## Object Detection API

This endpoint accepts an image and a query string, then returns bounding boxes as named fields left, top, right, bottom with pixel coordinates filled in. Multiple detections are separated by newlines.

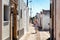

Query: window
left=20, top=9, right=22, bottom=18
left=4, top=5, right=9, bottom=21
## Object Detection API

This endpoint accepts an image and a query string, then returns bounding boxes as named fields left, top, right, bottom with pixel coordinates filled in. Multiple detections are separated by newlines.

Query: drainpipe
left=27, top=0, right=28, bottom=7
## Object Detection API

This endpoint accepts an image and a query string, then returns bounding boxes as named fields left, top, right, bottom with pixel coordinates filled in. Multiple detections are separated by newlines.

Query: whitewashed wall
left=42, top=14, right=50, bottom=30
left=2, top=0, right=10, bottom=40
left=3, top=0, right=9, bottom=5
left=18, top=0, right=29, bottom=34
left=19, top=0, right=26, bottom=30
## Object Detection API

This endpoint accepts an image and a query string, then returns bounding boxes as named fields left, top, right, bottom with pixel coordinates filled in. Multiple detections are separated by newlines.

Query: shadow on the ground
left=47, top=38, right=50, bottom=40
left=31, top=33, right=37, bottom=34
left=38, top=27, right=49, bottom=32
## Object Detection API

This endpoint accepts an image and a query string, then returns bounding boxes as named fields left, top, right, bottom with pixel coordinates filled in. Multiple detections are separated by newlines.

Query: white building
left=41, top=10, right=50, bottom=30
left=2, top=0, right=10, bottom=40
left=18, top=0, right=29, bottom=39
left=2, top=0, right=29, bottom=40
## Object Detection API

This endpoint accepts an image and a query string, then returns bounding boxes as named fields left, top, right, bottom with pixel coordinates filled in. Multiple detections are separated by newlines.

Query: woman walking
left=33, top=17, right=39, bottom=33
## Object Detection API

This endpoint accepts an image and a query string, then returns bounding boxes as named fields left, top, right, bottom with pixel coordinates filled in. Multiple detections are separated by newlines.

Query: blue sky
left=24, top=0, right=50, bottom=17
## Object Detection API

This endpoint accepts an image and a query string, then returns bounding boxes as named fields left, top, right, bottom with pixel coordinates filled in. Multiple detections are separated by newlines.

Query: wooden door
left=10, top=0, right=18, bottom=40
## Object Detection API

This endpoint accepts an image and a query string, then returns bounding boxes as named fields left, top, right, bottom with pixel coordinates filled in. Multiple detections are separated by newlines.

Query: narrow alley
left=0, top=0, right=60, bottom=40
left=1, top=0, right=59, bottom=40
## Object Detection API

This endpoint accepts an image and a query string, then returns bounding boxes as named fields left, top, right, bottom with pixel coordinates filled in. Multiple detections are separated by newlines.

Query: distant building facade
left=41, top=10, right=50, bottom=30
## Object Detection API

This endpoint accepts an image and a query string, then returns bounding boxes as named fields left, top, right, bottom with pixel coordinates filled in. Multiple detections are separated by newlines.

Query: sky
left=24, top=0, right=50, bottom=17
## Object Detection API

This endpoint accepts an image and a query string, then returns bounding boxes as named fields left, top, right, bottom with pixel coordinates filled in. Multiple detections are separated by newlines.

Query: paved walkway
left=40, top=31, right=50, bottom=40
left=19, top=23, right=50, bottom=40
left=20, top=23, right=40, bottom=40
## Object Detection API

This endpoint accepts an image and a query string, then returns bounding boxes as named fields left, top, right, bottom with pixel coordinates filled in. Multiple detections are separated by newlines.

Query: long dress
left=34, top=23, right=38, bottom=30
left=33, top=19, right=39, bottom=30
